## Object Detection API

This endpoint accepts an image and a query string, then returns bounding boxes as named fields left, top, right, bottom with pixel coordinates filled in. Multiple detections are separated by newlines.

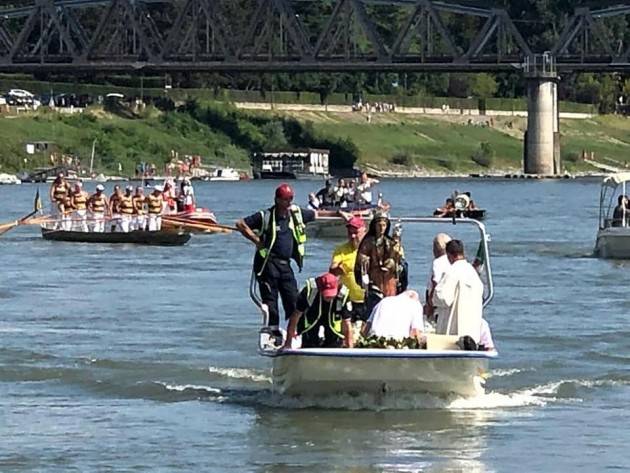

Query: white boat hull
left=265, top=348, right=496, bottom=397
left=595, top=228, right=630, bottom=259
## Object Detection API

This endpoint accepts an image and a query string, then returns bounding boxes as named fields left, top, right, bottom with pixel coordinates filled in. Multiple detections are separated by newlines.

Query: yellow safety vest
left=299, top=278, right=349, bottom=338
left=255, top=204, right=307, bottom=275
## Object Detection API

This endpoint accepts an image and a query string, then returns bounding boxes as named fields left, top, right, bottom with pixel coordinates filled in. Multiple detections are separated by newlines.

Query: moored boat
left=595, top=172, right=630, bottom=258
left=254, top=216, right=496, bottom=398
left=41, top=228, right=191, bottom=246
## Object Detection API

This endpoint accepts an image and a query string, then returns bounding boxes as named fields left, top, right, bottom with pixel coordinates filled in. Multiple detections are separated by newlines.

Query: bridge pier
left=523, top=55, right=560, bottom=175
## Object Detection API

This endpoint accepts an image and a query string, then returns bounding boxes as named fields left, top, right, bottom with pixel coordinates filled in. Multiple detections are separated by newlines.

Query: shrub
left=471, top=141, right=495, bottom=167
left=390, top=152, right=413, bottom=166
left=563, top=151, right=580, bottom=163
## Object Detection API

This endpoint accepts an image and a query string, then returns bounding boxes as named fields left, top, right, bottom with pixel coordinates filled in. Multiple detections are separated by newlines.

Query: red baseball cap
left=316, top=272, right=339, bottom=299
left=275, top=183, right=294, bottom=200
left=346, top=216, right=365, bottom=230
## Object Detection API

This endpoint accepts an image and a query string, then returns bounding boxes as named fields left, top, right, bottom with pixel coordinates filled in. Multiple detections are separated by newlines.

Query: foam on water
left=207, top=366, right=271, bottom=384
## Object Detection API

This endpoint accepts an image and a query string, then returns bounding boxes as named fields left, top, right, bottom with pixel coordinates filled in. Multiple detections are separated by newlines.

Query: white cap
left=153, top=185, right=164, bottom=192
left=95, top=184, right=105, bottom=191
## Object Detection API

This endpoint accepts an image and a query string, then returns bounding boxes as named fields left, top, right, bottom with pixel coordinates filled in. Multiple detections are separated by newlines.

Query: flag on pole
left=473, top=239, right=485, bottom=273
left=33, top=188, right=43, bottom=212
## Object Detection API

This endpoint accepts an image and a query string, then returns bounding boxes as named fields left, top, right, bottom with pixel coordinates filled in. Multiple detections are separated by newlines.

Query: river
left=1, top=178, right=628, bottom=472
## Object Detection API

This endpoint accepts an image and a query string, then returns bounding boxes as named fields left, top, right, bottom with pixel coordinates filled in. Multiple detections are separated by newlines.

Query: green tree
left=471, top=73, right=498, bottom=99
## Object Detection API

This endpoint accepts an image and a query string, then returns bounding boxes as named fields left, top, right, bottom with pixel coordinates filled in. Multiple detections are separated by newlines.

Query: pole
left=89, top=139, right=97, bottom=175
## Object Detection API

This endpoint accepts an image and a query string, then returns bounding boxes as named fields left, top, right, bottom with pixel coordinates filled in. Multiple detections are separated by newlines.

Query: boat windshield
left=599, top=175, right=630, bottom=229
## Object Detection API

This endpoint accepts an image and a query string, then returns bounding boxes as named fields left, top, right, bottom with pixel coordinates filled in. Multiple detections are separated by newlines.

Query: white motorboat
left=0, top=173, right=21, bottom=185
left=264, top=347, right=495, bottom=397
left=595, top=172, right=630, bottom=259
left=204, top=167, right=241, bottom=182
left=252, top=217, right=496, bottom=398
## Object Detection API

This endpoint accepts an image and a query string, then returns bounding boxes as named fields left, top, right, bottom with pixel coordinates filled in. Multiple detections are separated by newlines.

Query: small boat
left=203, top=167, right=241, bottom=182
left=0, top=173, right=21, bottom=185
left=595, top=172, right=630, bottom=258
left=433, top=192, right=486, bottom=221
left=41, top=228, right=191, bottom=246
left=253, top=216, right=497, bottom=398
left=307, top=205, right=378, bottom=238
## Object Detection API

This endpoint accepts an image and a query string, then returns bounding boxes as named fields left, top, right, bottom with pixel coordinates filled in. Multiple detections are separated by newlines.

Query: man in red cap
left=237, top=183, right=345, bottom=338
left=330, top=215, right=367, bottom=324
left=284, top=272, right=354, bottom=349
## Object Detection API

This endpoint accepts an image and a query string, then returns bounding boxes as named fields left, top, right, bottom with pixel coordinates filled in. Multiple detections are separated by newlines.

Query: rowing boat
left=41, top=228, right=191, bottom=246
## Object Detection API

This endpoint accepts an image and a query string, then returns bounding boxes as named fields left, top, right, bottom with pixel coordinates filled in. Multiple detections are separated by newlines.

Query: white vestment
left=367, top=293, right=424, bottom=340
left=433, top=259, right=484, bottom=343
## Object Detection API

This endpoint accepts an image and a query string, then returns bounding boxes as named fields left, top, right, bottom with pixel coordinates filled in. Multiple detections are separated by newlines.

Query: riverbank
left=1, top=102, right=629, bottom=176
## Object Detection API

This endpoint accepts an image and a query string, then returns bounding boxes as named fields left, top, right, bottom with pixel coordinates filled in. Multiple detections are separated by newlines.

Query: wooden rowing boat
left=41, top=228, right=191, bottom=246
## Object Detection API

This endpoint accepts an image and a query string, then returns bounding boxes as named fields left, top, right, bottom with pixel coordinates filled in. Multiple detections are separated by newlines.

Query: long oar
left=162, top=218, right=236, bottom=233
left=0, top=209, right=40, bottom=236
left=162, top=215, right=238, bottom=232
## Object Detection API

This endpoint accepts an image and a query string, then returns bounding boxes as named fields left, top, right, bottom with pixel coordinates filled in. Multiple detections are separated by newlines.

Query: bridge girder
left=0, top=0, right=628, bottom=72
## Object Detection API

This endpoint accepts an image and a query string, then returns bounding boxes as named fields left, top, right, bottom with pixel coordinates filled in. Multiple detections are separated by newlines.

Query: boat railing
left=248, top=215, right=494, bottom=316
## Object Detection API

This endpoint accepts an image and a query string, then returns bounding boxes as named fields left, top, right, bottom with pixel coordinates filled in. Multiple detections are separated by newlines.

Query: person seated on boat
left=87, top=184, right=109, bottom=233
left=333, top=178, right=349, bottom=208
left=612, top=195, right=630, bottom=227
left=147, top=185, right=164, bottom=231
left=464, top=192, right=477, bottom=210
left=178, top=178, right=195, bottom=213
left=478, top=319, right=495, bottom=351
left=236, top=183, right=351, bottom=338
left=307, top=192, right=320, bottom=211
left=363, top=290, right=424, bottom=343
left=284, top=272, right=354, bottom=349
left=345, top=180, right=357, bottom=206
left=434, top=198, right=455, bottom=218
left=109, top=185, right=123, bottom=232
left=424, top=233, right=452, bottom=325
left=356, top=171, right=379, bottom=205
left=49, top=172, right=71, bottom=226
left=354, top=210, right=406, bottom=317
left=71, top=181, right=89, bottom=232
left=330, top=216, right=368, bottom=328
left=315, top=179, right=335, bottom=208
left=433, top=240, right=484, bottom=344
left=132, top=187, right=146, bottom=231
left=118, top=185, right=135, bottom=233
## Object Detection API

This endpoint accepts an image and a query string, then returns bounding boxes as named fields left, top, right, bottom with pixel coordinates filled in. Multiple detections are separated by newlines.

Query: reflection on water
left=249, top=408, right=495, bottom=473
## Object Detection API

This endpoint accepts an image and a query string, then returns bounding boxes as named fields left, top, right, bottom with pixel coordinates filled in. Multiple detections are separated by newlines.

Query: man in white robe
left=424, top=233, right=452, bottom=324
left=433, top=239, right=484, bottom=343
left=364, top=290, right=424, bottom=341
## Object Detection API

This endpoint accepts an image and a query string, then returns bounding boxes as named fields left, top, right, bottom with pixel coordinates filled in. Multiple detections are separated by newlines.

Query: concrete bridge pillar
left=523, top=54, right=560, bottom=175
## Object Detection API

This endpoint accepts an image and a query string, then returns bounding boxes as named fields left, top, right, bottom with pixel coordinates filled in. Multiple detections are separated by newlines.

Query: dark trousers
left=364, top=288, right=384, bottom=320
left=257, top=258, right=298, bottom=327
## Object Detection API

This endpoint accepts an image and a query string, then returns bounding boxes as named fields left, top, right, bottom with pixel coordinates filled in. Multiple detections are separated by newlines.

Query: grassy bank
left=1, top=102, right=629, bottom=175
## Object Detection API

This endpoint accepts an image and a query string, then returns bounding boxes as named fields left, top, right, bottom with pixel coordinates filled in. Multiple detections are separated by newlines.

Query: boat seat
left=425, top=334, right=460, bottom=351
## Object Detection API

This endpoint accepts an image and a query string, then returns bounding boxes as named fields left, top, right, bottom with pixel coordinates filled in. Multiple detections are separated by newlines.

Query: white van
left=8, top=89, right=34, bottom=98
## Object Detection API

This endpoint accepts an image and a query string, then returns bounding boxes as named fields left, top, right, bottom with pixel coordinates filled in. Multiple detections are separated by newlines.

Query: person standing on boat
left=49, top=172, right=71, bottom=228
left=109, top=185, right=123, bottom=232
left=612, top=195, right=629, bottom=227
left=330, top=216, right=367, bottom=325
left=87, top=184, right=109, bottom=233
left=146, top=185, right=164, bottom=231
left=433, top=240, right=484, bottom=343
left=354, top=210, right=405, bottom=317
left=178, top=178, right=195, bottom=213
left=118, top=186, right=135, bottom=233
left=132, top=187, right=146, bottom=231
left=283, top=272, right=354, bottom=349
left=356, top=171, right=379, bottom=205
left=236, top=183, right=346, bottom=338
left=315, top=179, right=334, bottom=208
left=423, top=233, right=452, bottom=325
left=71, top=181, right=89, bottom=232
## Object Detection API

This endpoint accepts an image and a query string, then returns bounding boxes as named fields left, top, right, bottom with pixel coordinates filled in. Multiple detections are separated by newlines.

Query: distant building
left=251, top=149, right=329, bottom=179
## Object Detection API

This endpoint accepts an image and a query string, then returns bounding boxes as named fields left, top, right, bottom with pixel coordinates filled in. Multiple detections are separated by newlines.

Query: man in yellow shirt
left=330, top=216, right=367, bottom=323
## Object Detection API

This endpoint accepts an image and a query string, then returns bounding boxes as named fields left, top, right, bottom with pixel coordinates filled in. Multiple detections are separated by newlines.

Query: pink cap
left=346, top=216, right=365, bottom=230
left=316, top=272, right=339, bottom=299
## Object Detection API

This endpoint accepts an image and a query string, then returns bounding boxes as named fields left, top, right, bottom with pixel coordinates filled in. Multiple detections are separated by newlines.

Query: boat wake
left=154, top=368, right=630, bottom=411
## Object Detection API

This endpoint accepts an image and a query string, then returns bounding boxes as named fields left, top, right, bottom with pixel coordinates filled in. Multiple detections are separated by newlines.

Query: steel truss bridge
left=2, top=0, right=630, bottom=73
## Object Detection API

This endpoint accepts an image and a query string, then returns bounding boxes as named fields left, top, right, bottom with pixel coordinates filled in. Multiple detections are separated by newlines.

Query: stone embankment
left=234, top=102, right=593, bottom=120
